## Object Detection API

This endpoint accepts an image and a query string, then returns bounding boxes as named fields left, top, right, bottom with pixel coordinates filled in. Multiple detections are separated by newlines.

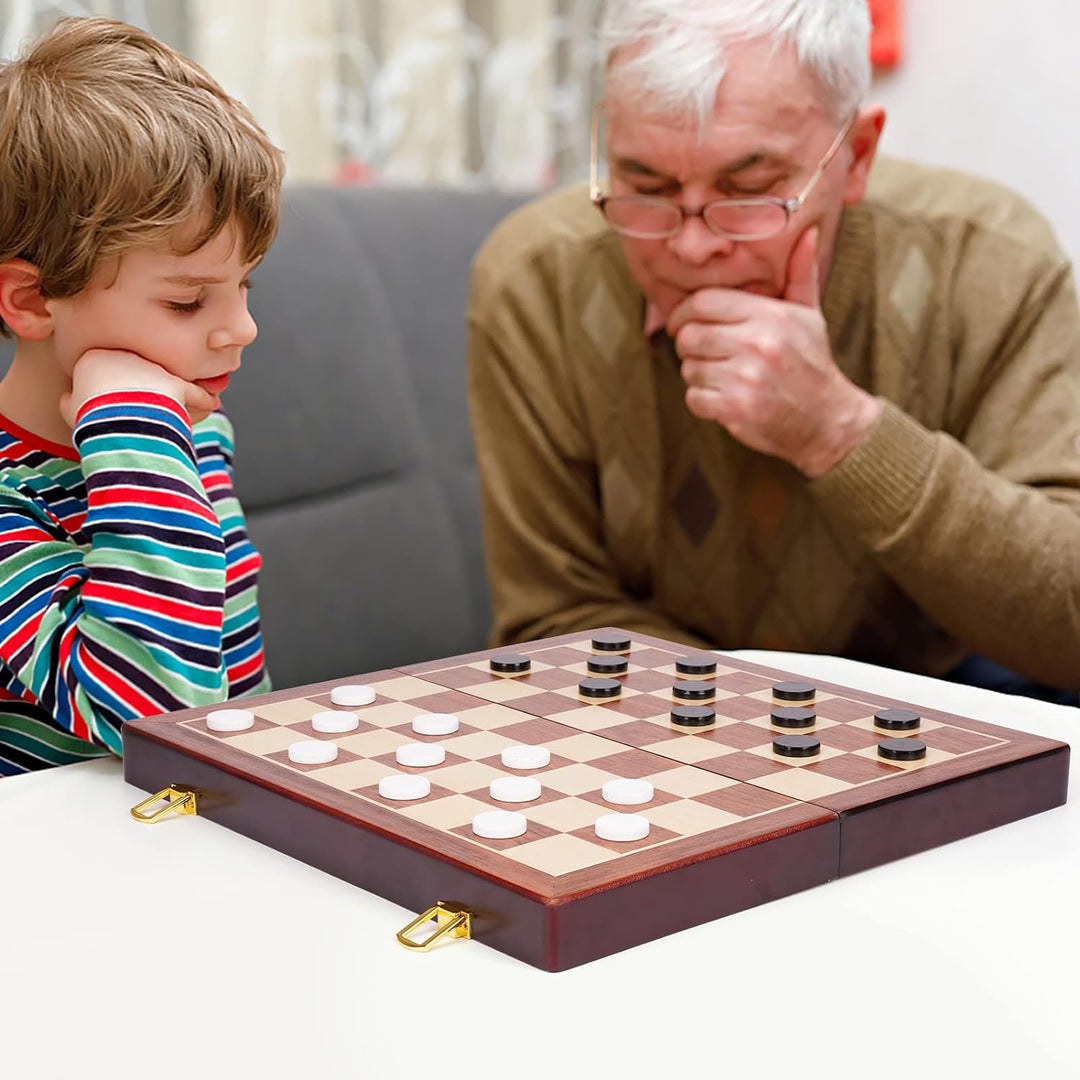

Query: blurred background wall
left=2, top=0, right=1079, bottom=264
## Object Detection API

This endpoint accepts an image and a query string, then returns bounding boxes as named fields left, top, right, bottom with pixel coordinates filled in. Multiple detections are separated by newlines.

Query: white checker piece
left=205, top=709, right=254, bottom=732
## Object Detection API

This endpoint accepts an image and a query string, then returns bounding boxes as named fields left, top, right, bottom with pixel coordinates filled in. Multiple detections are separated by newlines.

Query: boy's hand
left=61, top=349, right=220, bottom=428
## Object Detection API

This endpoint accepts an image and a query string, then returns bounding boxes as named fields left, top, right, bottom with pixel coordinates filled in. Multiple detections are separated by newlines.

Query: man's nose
left=665, top=211, right=737, bottom=266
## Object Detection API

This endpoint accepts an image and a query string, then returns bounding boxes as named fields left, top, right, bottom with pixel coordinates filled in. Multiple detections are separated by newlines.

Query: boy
left=0, top=17, right=285, bottom=775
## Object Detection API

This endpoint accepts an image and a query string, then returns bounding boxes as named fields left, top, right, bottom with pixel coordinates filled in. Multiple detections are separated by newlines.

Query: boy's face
left=46, top=223, right=260, bottom=424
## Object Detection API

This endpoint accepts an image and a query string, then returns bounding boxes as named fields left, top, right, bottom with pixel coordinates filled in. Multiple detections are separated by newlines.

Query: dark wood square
left=587, top=748, right=681, bottom=778
left=622, top=669, right=677, bottom=693
left=495, top=717, right=585, bottom=745
left=592, top=719, right=687, bottom=748
left=517, top=667, right=584, bottom=691
left=509, top=690, right=587, bottom=717
left=406, top=689, right=489, bottom=714
left=921, top=727, right=1002, bottom=753
left=713, top=695, right=770, bottom=721
left=703, top=722, right=771, bottom=750
left=805, top=755, right=901, bottom=784
left=705, top=751, right=789, bottom=781
left=818, top=724, right=881, bottom=752
left=695, top=784, right=796, bottom=816
left=420, top=665, right=495, bottom=690
left=627, top=647, right=684, bottom=668
left=714, top=672, right=773, bottom=694
left=526, top=645, right=593, bottom=667
left=608, top=693, right=673, bottom=719
left=815, top=697, right=872, bottom=722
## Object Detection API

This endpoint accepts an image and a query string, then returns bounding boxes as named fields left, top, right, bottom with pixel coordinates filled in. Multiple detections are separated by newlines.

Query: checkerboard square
left=715, top=672, right=773, bottom=694
left=818, top=725, right=881, bottom=752
left=608, top=693, right=675, bottom=720
left=498, top=717, right=584, bottom=745
left=252, top=697, right=326, bottom=725
left=587, top=748, right=681, bottom=779
left=592, top=719, right=685, bottom=748
left=311, top=757, right=391, bottom=792
left=804, top=755, right=901, bottom=784
left=708, top=750, right=790, bottom=781
left=266, top=745, right=361, bottom=773
left=705, top=722, right=773, bottom=750
left=539, top=762, right=616, bottom=796
left=422, top=665, right=494, bottom=690
left=408, top=689, right=488, bottom=714
left=745, top=768, right=853, bottom=800
left=543, top=732, right=625, bottom=762
left=921, top=727, right=1002, bottom=754
left=713, top=696, right=771, bottom=722
left=645, top=737, right=737, bottom=765
left=527, top=645, right=593, bottom=667
left=507, top=833, right=621, bottom=874
left=648, top=765, right=737, bottom=799
left=509, top=690, right=585, bottom=717
left=370, top=676, right=445, bottom=700
left=218, top=726, right=305, bottom=755
left=645, top=799, right=742, bottom=834
left=695, top=784, right=795, bottom=816
left=622, top=669, right=678, bottom=693
left=814, top=697, right=873, bottom=723
left=514, top=796, right=606, bottom=831
left=338, top=728, right=421, bottom=758
left=395, top=792, right=489, bottom=827
left=437, top=730, right=519, bottom=761
left=426, top=761, right=506, bottom=793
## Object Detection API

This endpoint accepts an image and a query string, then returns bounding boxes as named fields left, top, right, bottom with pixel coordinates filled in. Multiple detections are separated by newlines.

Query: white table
left=2, top=653, right=1077, bottom=1080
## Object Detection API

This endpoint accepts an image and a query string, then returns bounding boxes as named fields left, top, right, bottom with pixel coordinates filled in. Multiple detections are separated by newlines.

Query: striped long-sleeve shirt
left=0, top=390, right=271, bottom=776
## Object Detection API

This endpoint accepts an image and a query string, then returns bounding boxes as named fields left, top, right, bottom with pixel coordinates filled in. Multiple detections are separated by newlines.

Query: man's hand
left=668, top=227, right=882, bottom=478
left=60, top=349, right=220, bottom=429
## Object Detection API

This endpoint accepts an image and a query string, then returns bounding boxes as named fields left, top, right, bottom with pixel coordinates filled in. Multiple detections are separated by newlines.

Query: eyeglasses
left=589, top=107, right=856, bottom=242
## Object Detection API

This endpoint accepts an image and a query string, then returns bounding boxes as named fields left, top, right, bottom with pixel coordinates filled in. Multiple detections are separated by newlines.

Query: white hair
left=599, top=0, right=872, bottom=125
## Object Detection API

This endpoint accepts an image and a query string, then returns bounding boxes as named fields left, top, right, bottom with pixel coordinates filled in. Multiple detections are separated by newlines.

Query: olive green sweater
left=467, top=158, right=1080, bottom=689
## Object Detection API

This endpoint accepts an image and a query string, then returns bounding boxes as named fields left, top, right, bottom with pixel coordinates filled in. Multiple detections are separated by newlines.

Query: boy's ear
left=0, top=259, right=54, bottom=340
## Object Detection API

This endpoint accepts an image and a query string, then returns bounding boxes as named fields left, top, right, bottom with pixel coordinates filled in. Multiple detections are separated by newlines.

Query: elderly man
left=467, top=0, right=1080, bottom=703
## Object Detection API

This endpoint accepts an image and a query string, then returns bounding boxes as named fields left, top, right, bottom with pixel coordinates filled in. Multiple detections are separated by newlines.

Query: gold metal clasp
left=396, top=901, right=473, bottom=952
left=130, top=785, right=199, bottom=824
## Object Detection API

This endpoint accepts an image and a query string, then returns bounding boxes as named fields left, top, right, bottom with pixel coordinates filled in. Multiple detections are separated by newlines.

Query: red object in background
left=869, top=0, right=902, bottom=69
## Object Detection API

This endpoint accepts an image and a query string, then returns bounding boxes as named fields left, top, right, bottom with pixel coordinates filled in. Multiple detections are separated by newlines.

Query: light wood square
left=314, top=758, right=394, bottom=792
left=336, top=728, right=410, bottom=758
left=526, top=796, right=610, bottom=832
left=540, top=762, right=616, bottom=796
left=460, top=679, right=539, bottom=703
left=642, top=736, right=736, bottom=765
left=427, top=760, right=505, bottom=793
left=349, top=700, right=427, bottom=728
left=544, top=705, right=631, bottom=732
left=448, top=703, right=523, bottom=730
left=439, top=730, right=517, bottom=760
left=506, top=833, right=619, bottom=874
left=219, top=726, right=301, bottom=755
left=371, top=675, right=447, bottom=700
left=650, top=765, right=737, bottom=798
left=544, top=732, right=625, bottom=762
left=746, top=768, right=852, bottom=800
left=645, top=799, right=742, bottom=834
left=397, top=793, right=490, bottom=828
left=252, top=697, right=323, bottom=725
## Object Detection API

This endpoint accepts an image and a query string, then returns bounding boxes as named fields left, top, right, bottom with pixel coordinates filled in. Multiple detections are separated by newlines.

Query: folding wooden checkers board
left=122, top=628, right=1070, bottom=971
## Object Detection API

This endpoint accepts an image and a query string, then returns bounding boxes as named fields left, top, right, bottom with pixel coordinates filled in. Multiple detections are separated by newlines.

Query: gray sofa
left=0, top=185, right=531, bottom=689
